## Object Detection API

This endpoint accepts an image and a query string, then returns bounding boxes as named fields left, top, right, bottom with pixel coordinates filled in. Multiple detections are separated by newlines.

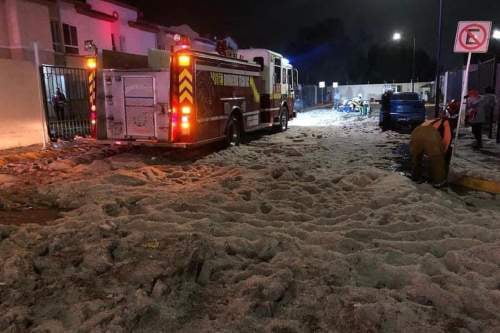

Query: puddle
left=0, top=207, right=63, bottom=226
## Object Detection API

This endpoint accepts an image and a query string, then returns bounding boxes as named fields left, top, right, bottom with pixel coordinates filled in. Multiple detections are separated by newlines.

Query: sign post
left=332, top=82, right=339, bottom=109
left=318, top=81, right=326, bottom=104
left=451, top=21, right=492, bottom=161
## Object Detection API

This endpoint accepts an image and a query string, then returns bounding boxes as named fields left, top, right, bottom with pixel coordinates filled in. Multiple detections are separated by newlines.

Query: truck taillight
left=171, top=49, right=194, bottom=142
left=178, top=54, right=191, bottom=67
left=180, top=115, right=190, bottom=133
left=87, top=65, right=97, bottom=138
left=181, top=105, right=191, bottom=115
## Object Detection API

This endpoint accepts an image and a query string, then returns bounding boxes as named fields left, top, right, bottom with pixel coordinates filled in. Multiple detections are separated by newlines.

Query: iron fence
left=40, top=65, right=90, bottom=139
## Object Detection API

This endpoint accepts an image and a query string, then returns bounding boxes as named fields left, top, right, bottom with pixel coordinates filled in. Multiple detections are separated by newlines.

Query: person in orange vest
left=410, top=117, right=453, bottom=187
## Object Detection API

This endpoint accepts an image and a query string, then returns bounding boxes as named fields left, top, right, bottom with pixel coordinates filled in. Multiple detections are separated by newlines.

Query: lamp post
left=392, top=32, right=416, bottom=92
left=493, top=29, right=500, bottom=40
left=492, top=29, right=500, bottom=55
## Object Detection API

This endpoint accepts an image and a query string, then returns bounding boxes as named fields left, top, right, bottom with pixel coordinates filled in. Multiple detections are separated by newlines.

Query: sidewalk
left=450, top=127, right=500, bottom=192
left=0, top=139, right=127, bottom=178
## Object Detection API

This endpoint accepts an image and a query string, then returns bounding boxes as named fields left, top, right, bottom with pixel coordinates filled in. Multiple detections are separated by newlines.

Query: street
left=1, top=109, right=499, bottom=332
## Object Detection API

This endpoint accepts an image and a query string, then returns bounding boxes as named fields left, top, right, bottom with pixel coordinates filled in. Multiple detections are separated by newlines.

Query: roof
left=74, top=2, right=118, bottom=22
left=239, top=48, right=283, bottom=58
left=128, top=20, right=160, bottom=33
left=91, top=0, right=138, bottom=11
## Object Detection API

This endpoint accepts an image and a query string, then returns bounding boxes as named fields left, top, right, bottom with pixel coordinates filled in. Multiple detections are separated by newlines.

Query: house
left=0, top=0, right=217, bottom=68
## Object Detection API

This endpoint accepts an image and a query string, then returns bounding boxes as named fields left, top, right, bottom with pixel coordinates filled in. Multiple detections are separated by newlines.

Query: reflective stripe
left=197, top=115, right=228, bottom=123
left=196, top=65, right=261, bottom=77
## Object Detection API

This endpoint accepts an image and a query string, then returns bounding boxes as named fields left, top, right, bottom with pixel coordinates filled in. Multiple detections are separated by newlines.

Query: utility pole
left=434, top=0, right=444, bottom=118
left=412, top=36, right=416, bottom=93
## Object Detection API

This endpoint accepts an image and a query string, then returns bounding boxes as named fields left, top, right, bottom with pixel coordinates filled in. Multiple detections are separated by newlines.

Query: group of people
left=409, top=87, right=496, bottom=188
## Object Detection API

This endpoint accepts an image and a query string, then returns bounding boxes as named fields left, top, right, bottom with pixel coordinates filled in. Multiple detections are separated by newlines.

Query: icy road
left=1, top=109, right=500, bottom=332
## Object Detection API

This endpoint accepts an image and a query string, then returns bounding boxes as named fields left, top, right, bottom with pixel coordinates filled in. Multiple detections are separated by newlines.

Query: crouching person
left=410, top=118, right=453, bottom=188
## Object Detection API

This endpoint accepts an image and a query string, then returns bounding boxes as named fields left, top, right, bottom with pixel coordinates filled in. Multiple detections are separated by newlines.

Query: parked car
left=379, top=92, right=426, bottom=130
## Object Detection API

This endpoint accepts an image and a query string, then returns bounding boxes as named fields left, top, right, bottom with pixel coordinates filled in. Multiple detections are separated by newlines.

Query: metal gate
left=40, top=65, right=90, bottom=139
left=469, top=57, right=496, bottom=93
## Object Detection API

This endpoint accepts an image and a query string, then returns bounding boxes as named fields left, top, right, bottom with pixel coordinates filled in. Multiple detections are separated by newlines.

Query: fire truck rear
left=101, top=46, right=298, bottom=148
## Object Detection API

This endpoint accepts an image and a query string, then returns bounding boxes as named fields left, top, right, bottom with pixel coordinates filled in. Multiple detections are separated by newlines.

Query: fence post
left=33, top=42, right=49, bottom=149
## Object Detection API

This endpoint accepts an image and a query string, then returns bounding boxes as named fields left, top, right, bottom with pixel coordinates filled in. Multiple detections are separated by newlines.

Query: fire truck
left=100, top=45, right=298, bottom=148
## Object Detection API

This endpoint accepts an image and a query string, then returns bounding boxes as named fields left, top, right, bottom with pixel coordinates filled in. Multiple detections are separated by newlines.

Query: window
left=50, top=21, right=63, bottom=52
left=273, top=58, right=281, bottom=84
left=253, top=57, right=264, bottom=71
left=287, top=69, right=293, bottom=86
left=62, top=24, right=79, bottom=54
left=282, top=68, right=287, bottom=84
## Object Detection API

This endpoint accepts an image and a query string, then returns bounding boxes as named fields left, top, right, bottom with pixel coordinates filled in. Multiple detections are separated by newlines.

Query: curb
left=452, top=176, right=500, bottom=194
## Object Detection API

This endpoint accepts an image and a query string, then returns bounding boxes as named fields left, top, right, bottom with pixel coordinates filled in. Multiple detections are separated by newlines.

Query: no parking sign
left=454, top=21, right=492, bottom=53
left=450, top=21, right=492, bottom=168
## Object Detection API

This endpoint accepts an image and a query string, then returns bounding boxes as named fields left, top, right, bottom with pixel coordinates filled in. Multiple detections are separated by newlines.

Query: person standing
left=380, top=90, right=393, bottom=131
left=466, top=89, right=485, bottom=149
left=52, top=88, right=67, bottom=121
left=482, top=86, right=497, bottom=138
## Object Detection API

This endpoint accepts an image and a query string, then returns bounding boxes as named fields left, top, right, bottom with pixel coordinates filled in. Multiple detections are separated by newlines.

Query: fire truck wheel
left=278, top=108, right=289, bottom=132
left=225, top=115, right=242, bottom=147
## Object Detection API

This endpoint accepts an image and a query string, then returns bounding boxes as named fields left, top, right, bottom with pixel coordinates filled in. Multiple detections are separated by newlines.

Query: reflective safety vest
left=421, top=119, right=452, bottom=152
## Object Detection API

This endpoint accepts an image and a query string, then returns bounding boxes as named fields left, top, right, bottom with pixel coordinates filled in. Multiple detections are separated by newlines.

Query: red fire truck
left=100, top=46, right=298, bottom=148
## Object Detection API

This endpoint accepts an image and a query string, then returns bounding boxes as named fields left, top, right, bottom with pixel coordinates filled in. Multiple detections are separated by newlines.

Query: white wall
left=0, top=58, right=46, bottom=149
left=60, top=0, right=156, bottom=57
left=338, top=82, right=433, bottom=101
left=0, top=0, right=9, bottom=45
left=0, top=0, right=53, bottom=63
left=60, top=1, right=112, bottom=55
left=120, top=24, right=156, bottom=55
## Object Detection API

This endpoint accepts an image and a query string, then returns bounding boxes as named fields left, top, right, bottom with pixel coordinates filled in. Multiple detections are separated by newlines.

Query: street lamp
left=493, top=29, right=500, bottom=40
left=392, top=32, right=416, bottom=92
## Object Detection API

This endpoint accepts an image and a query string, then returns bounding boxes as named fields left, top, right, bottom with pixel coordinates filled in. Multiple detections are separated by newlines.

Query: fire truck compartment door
left=123, top=76, right=156, bottom=138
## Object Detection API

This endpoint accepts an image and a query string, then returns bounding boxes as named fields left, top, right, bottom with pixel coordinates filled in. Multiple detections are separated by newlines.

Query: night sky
left=128, top=0, right=500, bottom=82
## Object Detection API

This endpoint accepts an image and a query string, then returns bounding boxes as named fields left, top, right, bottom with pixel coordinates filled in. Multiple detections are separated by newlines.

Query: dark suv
left=379, top=92, right=426, bottom=130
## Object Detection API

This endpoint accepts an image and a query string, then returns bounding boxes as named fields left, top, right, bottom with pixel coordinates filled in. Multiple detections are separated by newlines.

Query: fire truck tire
left=277, top=107, right=289, bottom=132
left=225, top=115, right=242, bottom=147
